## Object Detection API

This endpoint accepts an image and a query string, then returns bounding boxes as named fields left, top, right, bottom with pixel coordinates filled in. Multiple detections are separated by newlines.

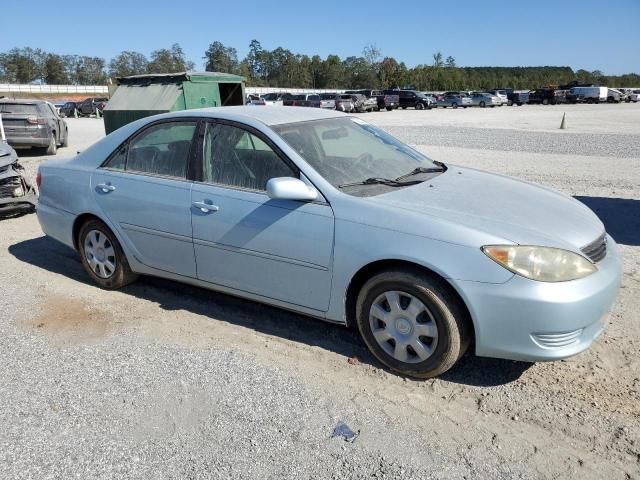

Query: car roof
left=0, top=98, right=43, bottom=104
left=164, top=105, right=347, bottom=126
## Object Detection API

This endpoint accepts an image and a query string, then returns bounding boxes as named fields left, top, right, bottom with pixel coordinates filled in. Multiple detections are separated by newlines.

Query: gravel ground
left=1, top=105, right=639, bottom=479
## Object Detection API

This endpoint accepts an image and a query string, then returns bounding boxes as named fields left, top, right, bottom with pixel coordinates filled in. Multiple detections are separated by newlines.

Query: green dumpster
left=103, top=71, right=245, bottom=134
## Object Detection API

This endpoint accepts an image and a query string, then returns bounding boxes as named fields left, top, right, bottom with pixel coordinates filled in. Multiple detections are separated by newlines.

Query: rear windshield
left=291, top=95, right=306, bottom=100
left=0, top=103, right=39, bottom=114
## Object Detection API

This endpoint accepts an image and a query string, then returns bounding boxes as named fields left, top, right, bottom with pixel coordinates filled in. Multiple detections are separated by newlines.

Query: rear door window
left=124, top=121, right=197, bottom=178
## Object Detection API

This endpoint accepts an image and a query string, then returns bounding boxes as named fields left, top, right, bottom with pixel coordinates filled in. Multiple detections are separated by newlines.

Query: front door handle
left=192, top=201, right=219, bottom=213
left=96, top=183, right=116, bottom=193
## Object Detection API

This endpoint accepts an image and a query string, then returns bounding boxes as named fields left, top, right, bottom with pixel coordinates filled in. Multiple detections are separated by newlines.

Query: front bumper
left=454, top=235, right=622, bottom=362
left=0, top=187, right=37, bottom=214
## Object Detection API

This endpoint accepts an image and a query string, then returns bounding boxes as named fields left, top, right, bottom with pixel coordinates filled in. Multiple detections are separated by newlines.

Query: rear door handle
left=96, top=183, right=116, bottom=193
left=192, top=201, right=219, bottom=213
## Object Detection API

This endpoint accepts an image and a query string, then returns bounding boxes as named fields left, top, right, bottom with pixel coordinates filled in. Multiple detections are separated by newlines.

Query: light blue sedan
left=36, top=106, right=621, bottom=378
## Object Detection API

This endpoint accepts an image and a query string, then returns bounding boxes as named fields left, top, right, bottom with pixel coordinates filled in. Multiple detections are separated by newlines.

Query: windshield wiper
left=394, top=163, right=446, bottom=181
left=338, top=177, right=422, bottom=189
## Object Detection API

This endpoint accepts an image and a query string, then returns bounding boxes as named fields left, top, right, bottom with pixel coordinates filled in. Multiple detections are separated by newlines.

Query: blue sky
left=2, top=0, right=639, bottom=74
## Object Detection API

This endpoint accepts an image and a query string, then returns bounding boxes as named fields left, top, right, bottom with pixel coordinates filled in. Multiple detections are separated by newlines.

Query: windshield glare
left=273, top=118, right=437, bottom=188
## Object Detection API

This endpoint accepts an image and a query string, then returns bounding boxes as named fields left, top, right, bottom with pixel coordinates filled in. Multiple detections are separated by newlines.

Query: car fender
left=324, top=218, right=514, bottom=323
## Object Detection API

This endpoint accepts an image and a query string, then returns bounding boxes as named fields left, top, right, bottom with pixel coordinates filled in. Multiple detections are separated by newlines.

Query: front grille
left=532, top=329, right=583, bottom=348
left=0, top=176, right=22, bottom=198
left=581, top=234, right=607, bottom=263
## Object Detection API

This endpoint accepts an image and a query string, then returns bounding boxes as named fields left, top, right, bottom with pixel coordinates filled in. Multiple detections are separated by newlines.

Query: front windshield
left=272, top=117, right=438, bottom=188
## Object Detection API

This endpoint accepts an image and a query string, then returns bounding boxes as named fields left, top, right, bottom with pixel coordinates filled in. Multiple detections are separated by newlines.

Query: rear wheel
left=479, top=101, right=486, bottom=108
left=356, top=269, right=470, bottom=378
left=542, top=98, right=549, bottom=105
left=78, top=219, right=138, bottom=289
left=62, top=129, right=69, bottom=147
left=386, top=107, right=393, bottom=111
left=452, top=102, right=458, bottom=109
left=507, top=100, right=513, bottom=106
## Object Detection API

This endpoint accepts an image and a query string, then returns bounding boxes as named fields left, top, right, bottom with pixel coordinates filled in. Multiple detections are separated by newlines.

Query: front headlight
left=482, top=245, right=597, bottom=282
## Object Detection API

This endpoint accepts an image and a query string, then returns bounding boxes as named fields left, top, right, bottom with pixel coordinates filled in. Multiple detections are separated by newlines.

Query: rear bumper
left=6, top=136, right=50, bottom=147
left=35, top=201, right=76, bottom=249
left=454, top=235, right=622, bottom=362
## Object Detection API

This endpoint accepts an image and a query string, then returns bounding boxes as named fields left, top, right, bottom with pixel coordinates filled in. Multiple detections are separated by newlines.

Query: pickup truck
left=77, top=97, right=109, bottom=116
left=345, top=89, right=399, bottom=111
left=282, top=94, right=322, bottom=108
left=509, top=91, right=529, bottom=106
left=383, top=89, right=433, bottom=110
left=528, top=89, right=566, bottom=105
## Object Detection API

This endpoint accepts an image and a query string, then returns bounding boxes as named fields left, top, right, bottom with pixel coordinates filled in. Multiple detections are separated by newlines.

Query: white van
left=569, top=86, right=608, bottom=103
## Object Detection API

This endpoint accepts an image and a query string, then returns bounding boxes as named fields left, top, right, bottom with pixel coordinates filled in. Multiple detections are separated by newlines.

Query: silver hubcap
left=84, top=229, right=116, bottom=279
left=369, top=290, right=439, bottom=364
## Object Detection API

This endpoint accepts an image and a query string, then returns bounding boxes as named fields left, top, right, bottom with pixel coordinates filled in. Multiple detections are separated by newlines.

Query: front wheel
left=78, top=219, right=138, bottom=289
left=452, top=103, right=458, bottom=109
left=416, top=103, right=424, bottom=110
left=386, top=107, right=393, bottom=111
left=356, top=270, right=470, bottom=378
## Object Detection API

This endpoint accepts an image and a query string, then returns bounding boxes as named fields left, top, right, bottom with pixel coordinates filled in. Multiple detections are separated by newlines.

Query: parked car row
left=58, top=97, right=109, bottom=117
left=247, top=83, right=638, bottom=112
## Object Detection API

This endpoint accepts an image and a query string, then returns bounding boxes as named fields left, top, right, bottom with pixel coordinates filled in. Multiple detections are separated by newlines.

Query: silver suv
left=0, top=99, right=68, bottom=155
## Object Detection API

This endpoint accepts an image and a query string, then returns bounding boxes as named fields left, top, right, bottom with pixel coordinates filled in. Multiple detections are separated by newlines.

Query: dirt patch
left=30, top=297, right=113, bottom=343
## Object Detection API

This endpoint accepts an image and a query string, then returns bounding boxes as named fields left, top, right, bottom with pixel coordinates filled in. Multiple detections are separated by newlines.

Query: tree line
left=1, top=41, right=638, bottom=90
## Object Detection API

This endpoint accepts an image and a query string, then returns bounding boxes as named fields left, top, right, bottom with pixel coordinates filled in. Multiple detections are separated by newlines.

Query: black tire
left=78, top=219, right=138, bottom=289
left=479, top=101, right=486, bottom=108
left=542, top=98, right=549, bottom=105
left=416, top=103, right=424, bottom=110
left=386, top=107, right=393, bottom=111
left=452, top=103, right=458, bottom=109
left=356, top=269, right=471, bottom=378
left=507, top=100, right=513, bottom=106
left=45, top=133, right=57, bottom=155
left=401, top=106, right=407, bottom=109
left=62, top=129, right=69, bottom=147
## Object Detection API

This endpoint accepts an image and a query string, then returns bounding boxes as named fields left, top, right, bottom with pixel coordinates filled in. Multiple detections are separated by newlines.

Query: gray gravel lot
left=385, top=126, right=640, bottom=158
left=1, top=106, right=639, bottom=479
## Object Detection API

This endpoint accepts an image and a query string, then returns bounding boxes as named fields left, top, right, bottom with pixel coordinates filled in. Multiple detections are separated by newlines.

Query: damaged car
left=0, top=118, right=37, bottom=216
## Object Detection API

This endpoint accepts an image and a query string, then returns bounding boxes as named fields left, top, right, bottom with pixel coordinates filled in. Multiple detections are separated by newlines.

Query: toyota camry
left=36, top=106, right=621, bottom=378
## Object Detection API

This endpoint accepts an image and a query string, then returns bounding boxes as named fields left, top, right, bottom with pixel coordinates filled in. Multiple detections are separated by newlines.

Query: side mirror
left=266, top=177, right=318, bottom=202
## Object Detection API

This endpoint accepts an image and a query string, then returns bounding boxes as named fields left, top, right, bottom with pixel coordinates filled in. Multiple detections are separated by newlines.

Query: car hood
left=0, top=142, right=18, bottom=167
left=370, top=166, right=604, bottom=250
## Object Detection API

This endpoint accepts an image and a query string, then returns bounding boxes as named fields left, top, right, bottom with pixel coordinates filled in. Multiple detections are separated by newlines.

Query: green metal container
left=103, top=71, right=245, bottom=134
